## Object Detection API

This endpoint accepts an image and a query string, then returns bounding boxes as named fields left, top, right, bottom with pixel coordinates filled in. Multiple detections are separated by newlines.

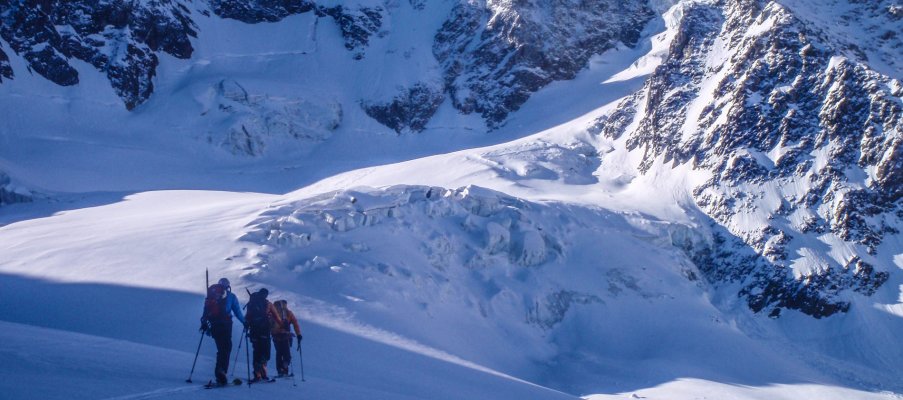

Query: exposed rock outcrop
left=434, top=0, right=654, bottom=127
left=0, top=0, right=197, bottom=109
left=597, top=0, right=901, bottom=317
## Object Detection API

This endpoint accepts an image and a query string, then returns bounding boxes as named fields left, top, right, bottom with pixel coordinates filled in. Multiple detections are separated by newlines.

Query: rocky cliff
left=0, top=0, right=196, bottom=109
left=595, top=0, right=902, bottom=317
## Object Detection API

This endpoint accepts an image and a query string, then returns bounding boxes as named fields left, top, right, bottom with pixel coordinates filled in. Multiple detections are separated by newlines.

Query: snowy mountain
left=596, top=0, right=902, bottom=318
left=0, top=0, right=902, bottom=399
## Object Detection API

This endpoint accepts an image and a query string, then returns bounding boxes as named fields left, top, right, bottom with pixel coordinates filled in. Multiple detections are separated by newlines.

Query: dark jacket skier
left=245, top=288, right=282, bottom=381
left=200, top=278, right=246, bottom=386
left=271, top=300, right=303, bottom=377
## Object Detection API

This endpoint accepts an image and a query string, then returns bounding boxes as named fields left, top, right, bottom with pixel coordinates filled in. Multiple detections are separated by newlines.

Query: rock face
left=207, top=0, right=316, bottom=22
left=210, top=1, right=384, bottom=59
left=434, top=0, right=654, bottom=128
left=0, top=46, right=12, bottom=82
left=597, top=0, right=902, bottom=317
left=362, top=83, right=445, bottom=133
left=0, top=171, right=31, bottom=206
left=0, top=0, right=197, bottom=109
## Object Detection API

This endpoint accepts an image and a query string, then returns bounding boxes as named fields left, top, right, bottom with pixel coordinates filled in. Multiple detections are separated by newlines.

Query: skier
left=271, top=300, right=303, bottom=377
left=245, top=288, right=282, bottom=382
left=200, top=278, right=246, bottom=387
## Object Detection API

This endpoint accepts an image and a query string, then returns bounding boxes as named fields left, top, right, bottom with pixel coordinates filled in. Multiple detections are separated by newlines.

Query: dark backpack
left=246, top=292, right=272, bottom=335
left=204, top=284, right=228, bottom=322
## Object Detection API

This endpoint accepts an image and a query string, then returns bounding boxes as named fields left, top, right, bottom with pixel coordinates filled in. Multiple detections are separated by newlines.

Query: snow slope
left=0, top=307, right=573, bottom=400
left=0, top=192, right=574, bottom=400
left=1, top=186, right=901, bottom=399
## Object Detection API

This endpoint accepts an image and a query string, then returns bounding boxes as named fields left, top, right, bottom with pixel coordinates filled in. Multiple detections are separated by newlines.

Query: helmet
left=258, top=288, right=269, bottom=298
left=218, top=278, right=231, bottom=290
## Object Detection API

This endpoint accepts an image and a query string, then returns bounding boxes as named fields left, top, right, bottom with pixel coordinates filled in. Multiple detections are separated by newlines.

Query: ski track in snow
left=102, top=386, right=203, bottom=400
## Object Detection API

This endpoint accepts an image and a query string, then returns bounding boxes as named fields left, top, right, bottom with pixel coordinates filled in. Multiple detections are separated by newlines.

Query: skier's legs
left=260, top=334, right=272, bottom=378
left=273, top=334, right=291, bottom=375
left=211, top=321, right=233, bottom=384
left=251, top=333, right=272, bottom=379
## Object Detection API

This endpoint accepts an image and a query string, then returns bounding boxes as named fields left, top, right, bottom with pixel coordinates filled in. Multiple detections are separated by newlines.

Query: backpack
left=204, top=284, right=228, bottom=322
left=273, top=302, right=290, bottom=333
left=246, top=292, right=272, bottom=335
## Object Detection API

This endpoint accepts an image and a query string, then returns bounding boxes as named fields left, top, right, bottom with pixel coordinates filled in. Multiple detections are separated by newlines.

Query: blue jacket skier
left=201, top=278, right=246, bottom=386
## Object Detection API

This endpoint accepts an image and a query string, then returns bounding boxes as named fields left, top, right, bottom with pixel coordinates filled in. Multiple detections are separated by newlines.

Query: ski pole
left=245, top=328, right=252, bottom=387
left=186, top=330, right=205, bottom=383
left=188, top=268, right=210, bottom=383
left=230, top=328, right=245, bottom=378
left=290, top=337, right=298, bottom=387
left=297, top=341, right=306, bottom=382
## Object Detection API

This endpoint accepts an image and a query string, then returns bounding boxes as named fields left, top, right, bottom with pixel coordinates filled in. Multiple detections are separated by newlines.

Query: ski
left=203, top=378, right=243, bottom=389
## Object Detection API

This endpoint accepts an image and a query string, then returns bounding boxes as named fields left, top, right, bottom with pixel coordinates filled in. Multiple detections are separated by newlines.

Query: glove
left=199, top=322, right=206, bottom=333
left=297, top=334, right=302, bottom=342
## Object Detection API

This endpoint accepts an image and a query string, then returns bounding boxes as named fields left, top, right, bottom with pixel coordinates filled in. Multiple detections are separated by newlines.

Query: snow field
left=1, top=185, right=900, bottom=399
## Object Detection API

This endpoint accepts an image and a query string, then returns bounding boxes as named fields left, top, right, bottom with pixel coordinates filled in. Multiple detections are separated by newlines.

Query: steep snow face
left=434, top=0, right=654, bottom=127
left=597, top=0, right=902, bottom=317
